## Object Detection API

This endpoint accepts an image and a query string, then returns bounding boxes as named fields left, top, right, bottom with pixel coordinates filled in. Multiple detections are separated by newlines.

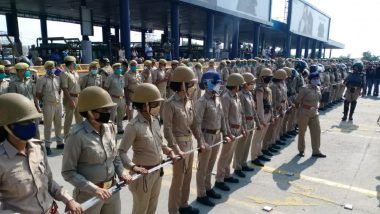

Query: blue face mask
left=91, top=69, right=98, bottom=75
left=24, top=70, right=31, bottom=78
left=131, top=66, right=137, bottom=72
left=73, top=63, right=78, bottom=69
left=115, top=68, right=122, bottom=75
left=11, top=122, right=36, bottom=141
left=0, top=73, right=5, bottom=80
left=46, top=69, right=54, bottom=75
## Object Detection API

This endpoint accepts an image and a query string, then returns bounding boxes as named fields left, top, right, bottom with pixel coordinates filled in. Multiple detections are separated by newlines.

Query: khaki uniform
left=0, top=79, right=9, bottom=95
left=166, top=68, right=175, bottom=98
left=119, top=113, right=171, bottom=214
left=36, top=75, right=63, bottom=146
left=343, top=72, right=365, bottom=102
left=124, top=71, right=142, bottom=120
left=105, top=74, right=126, bottom=132
left=0, top=140, right=73, bottom=214
left=62, top=120, right=125, bottom=214
left=99, top=66, right=113, bottom=86
left=195, top=93, right=227, bottom=197
left=80, top=73, right=102, bottom=89
left=194, top=68, right=203, bottom=100
left=295, top=85, right=322, bottom=154
left=216, top=90, right=246, bottom=182
left=162, top=94, right=202, bottom=214
left=234, top=89, right=260, bottom=170
left=151, top=68, right=168, bottom=99
left=61, top=67, right=82, bottom=137
left=141, top=69, right=152, bottom=83
left=329, top=71, right=337, bottom=103
left=335, top=70, right=344, bottom=100
left=283, top=78, right=297, bottom=133
left=320, top=72, right=330, bottom=108
left=251, top=84, right=273, bottom=160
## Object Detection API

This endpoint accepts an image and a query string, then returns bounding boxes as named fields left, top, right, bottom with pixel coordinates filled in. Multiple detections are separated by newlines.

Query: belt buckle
left=103, top=180, right=113, bottom=189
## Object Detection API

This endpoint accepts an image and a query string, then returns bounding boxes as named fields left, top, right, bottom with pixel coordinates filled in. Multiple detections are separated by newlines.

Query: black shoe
left=298, top=152, right=305, bottom=157
left=271, top=145, right=281, bottom=150
left=197, top=196, right=215, bottom=207
left=117, top=130, right=124, bottom=135
left=56, top=144, right=64, bottom=150
left=288, top=130, right=297, bottom=136
left=206, top=189, right=222, bottom=199
left=262, top=150, right=273, bottom=156
left=258, top=155, right=271, bottom=162
left=251, top=159, right=264, bottom=166
left=46, top=147, right=52, bottom=156
left=224, top=176, right=239, bottom=183
left=268, top=147, right=279, bottom=153
left=179, top=205, right=200, bottom=214
left=283, top=134, right=292, bottom=139
left=242, top=165, right=254, bottom=171
left=342, top=116, right=347, bottom=121
left=312, top=153, right=327, bottom=158
left=348, top=117, right=353, bottom=121
left=280, top=136, right=287, bottom=141
left=234, top=170, right=246, bottom=178
left=215, top=181, right=230, bottom=191
left=276, top=140, right=286, bottom=146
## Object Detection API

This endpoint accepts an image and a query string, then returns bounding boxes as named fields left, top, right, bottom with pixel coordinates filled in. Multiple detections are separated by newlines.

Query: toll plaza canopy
left=0, top=0, right=344, bottom=61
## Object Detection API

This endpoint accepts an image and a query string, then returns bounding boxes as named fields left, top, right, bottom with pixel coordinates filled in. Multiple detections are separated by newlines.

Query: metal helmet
left=226, top=73, right=245, bottom=87
left=132, top=83, right=164, bottom=103
left=294, top=60, right=308, bottom=72
left=242, top=73, right=256, bottom=84
left=171, top=66, right=195, bottom=83
left=159, top=59, right=167, bottom=65
left=144, top=60, right=152, bottom=66
left=273, top=69, right=288, bottom=80
left=259, top=68, right=273, bottom=77
left=0, top=93, right=42, bottom=126
left=308, top=71, right=320, bottom=80
left=77, top=86, right=116, bottom=112
left=352, top=60, right=364, bottom=72
left=2, top=60, right=11, bottom=66
left=283, top=67, right=292, bottom=77
left=309, top=64, right=320, bottom=74
left=200, top=71, right=222, bottom=90
left=44, top=61, right=55, bottom=70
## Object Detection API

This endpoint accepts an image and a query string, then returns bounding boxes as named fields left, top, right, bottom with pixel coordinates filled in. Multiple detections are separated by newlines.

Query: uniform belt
left=96, top=177, right=116, bottom=189
left=175, top=135, right=192, bottom=142
left=230, top=124, right=241, bottom=129
left=111, top=94, right=125, bottom=99
left=202, top=129, right=220, bottom=135
left=301, top=104, right=314, bottom=110
left=138, top=164, right=160, bottom=170
left=69, top=93, right=78, bottom=97
left=245, top=116, right=254, bottom=121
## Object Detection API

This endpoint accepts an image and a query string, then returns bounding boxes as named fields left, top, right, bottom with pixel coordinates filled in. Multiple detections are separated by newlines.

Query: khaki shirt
left=141, top=69, right=152, bottom=83
left=36, top=75, right=61, bottom=103
left=221, top=67, right=229, bottom=82
left=61, top=120, right=124, bottom=193
left=254, top=84, right=273, bottom=124
left=60, top=67, right=80, bottom=94
left=104, top=74, right=126, bottom=97
left=295, top=85, right=321, bottom=114
left=0, top=140, right=72, bottom=214
left=239, top=90, right=260, bottom=127
left=80, top=74, right=102, bottom=89
left=151, top=68, right=167, bottom=88
left=9, top=76, right=35, bottom=100
left=124, top=71, right=142, bottom=93
left=0, top=80, right=9, bottom=95
left=270, top=82, right=288, bottom=115
left=162, top=93, right=202, bottom=151
left=119, top=113, right=170, bottom=169
left=195, top=93, right=228, bottom=141
left=222, top=90, right=246, bottom=135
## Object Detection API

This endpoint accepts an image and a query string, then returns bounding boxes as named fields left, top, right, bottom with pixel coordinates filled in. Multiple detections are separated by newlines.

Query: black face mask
left=96, top=112, right=111, bottom=123
left=263, top=77, right=272, bottom=84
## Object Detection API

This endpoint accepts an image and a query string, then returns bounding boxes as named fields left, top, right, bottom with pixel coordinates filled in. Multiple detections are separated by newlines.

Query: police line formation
left=0, top=56, right=368, bottom=214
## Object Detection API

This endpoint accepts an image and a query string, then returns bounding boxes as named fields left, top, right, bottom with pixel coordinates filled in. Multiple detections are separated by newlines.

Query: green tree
left=362, top=51, right=379, bottom=61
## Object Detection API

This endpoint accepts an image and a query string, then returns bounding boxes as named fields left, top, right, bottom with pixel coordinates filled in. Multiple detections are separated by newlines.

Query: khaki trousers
left=297, top=108, right=321, bottom=154
left=233, top=121, right=254, bottom=170
left=250, top=113, right=271, bottom=160
left=168, top=141, right=194, bottom=214
left=215, top=128, right=240, bottom=182
left=126, top=92, right=134, bottom=121
left=262, top=120, right=277, bottom=150
left=129, top=170, right=162, bottom=214
left=196, top=133, right=221, bottom=197
left=43, top=101, right=63, bottom=146
left=63, top=97, right=82, bottom=137
left=111, top=97, right=126, bottom=132
left=73, top=188, right=121, bottom=214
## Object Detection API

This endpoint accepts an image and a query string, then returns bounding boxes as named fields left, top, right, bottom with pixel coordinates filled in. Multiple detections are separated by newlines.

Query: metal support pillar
left=231, top=18, right=240, bottom=59
left=304, top=38, right=309, bottom=58
left=188, top=36, right=192, bottom=58
left=318, top=42, right=323, bottom=58
left=295, top=36, right=302, bottom=58
left=171, top=1, right=180, bottom=60
left=310, top=40, right=316, bottom=59
left=7, top=0, right=22, bottom=56
left=40, top=15, right=48, bottom=45
left=206, top=11, right=214, bottom=59
left=120, top=0, right=131, bottom=59
left=252, top=23, right=260, bottom=58
left=223, top=24, right=229, bottom=50
left=141, top=29, right=146, bottom=57
left=114, top=26, right=120, bottom=44
left=284, top=32, right=291, bottom=58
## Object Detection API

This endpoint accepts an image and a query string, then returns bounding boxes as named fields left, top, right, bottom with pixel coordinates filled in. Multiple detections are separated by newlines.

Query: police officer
left=152, top=59, right=169, bottom=99
left=125, top=60, right=142, bottom=120
left=234, top=73, right=259, bottom=174
left=0, top=93, right=82, bottom=214
left=195, top=71, right=230, bottom=207
left=62, top=86, right=133, bottom=214
left=104, top=63, right=127, bottom=134
left=36, top=61, right=64, bottom=155
left=295, top=71, right=326, bottom=158
left=119, top=83, right=176, bottom=214
left=342, top=60, right=366, bottom=121
left=162, top=66, right=202, bottom=214
left=250, top=68, right=273, bottom=166
left=98, top=58, right=113, bottom=87
left=142, top=60, right=153, bottom=83
left=61, top=56, right=82, bottom=137
left=193, top=62, right=203, bottom=101
left=0, top=65, right=9, bottom=95
left=166, top=60, right=179, bottom=98
left=80, top=61, right=102, bottom=89
left=215, top=73, right=247, bottom=189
